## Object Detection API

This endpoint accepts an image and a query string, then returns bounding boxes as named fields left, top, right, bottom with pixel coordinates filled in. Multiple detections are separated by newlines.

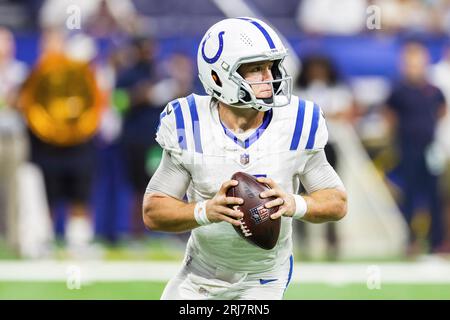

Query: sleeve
left=145, top=150, right=191, bottom=200
left=155, top=102, right=184, bottom=162
left=299, top=150, right=345, bottom=194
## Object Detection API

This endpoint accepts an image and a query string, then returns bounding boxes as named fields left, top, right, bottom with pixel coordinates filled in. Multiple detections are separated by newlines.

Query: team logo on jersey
left=250, top=205, right=270, bottom=224
left=240, top=153, right=250, bottom=165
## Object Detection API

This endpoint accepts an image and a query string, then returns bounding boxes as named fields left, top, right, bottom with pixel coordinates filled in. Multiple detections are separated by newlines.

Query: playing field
left=1, top=260, right=450, bottom=299
left=1, top=281, right=450, bottom=299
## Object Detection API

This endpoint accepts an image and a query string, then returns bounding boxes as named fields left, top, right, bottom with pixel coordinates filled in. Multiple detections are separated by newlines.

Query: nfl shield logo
left=250, top=205, right=270, bottom=224
left=240, top=153, right=250, bottom=165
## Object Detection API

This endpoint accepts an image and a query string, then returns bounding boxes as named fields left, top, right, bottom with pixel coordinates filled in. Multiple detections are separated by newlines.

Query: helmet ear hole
left=211, top=70, right=222, bottom=87
left=239, top=89, right=252, bottom=102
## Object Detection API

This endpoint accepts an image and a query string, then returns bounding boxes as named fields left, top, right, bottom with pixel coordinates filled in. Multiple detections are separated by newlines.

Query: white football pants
left=161, top=253, right=294, bottom=300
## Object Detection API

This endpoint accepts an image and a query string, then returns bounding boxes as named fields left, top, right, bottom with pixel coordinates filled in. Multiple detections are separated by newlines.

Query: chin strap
left=252, top=103, right=271, bottom=112
left=252, top=105, right=265, bottom=111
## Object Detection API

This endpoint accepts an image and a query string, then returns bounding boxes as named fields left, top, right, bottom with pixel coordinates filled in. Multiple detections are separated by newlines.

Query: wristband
left=292, top=194, right=307, bottom=219
left=194, top=200, right=211, bottom=226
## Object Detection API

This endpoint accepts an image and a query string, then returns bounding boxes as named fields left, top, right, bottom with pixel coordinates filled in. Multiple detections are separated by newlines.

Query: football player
left=143, top=17, right=347, bottom=300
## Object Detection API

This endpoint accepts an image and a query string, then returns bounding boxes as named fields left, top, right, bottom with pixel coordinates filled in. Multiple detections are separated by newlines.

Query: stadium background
left=1, top=0, right=450, bottom=299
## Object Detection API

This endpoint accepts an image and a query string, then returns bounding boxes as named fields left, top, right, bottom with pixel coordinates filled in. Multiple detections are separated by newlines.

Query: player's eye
left=251, top=66, right=263, bottom=72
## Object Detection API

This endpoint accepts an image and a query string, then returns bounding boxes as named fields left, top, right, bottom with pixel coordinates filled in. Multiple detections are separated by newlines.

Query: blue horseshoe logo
left=201, top=31, right=225, bottom=64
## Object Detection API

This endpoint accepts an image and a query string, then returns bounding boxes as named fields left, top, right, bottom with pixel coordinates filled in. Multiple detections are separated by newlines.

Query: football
left=226, top=172, right=281, bottom=250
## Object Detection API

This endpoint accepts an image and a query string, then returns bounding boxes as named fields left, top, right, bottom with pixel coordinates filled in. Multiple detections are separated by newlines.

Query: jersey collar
left=219, top=108, right=273, bottom=149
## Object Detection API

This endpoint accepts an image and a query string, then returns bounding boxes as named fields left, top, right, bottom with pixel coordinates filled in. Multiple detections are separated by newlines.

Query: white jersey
left=155, top=94, right=328, bottom=273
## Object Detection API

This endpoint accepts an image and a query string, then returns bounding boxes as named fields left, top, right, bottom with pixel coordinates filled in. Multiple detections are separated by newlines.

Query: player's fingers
left=222, top=197, right=244, bottom=206
left=217, top=206, right=244, bottom=219
left=218, top=213, right=242, bottom=227
left=218, top=180, right=239, bottom=195
left=270, top=207, right=286, bottom=220
left=259, top=188, right=278, bottom=199
left=264, top=197, right=285, bottom=209
left=257, top=177, right=277, bottom=189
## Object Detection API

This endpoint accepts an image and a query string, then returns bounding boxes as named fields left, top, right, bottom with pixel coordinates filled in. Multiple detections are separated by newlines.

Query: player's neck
left=218, top=102, right=265, bottom=133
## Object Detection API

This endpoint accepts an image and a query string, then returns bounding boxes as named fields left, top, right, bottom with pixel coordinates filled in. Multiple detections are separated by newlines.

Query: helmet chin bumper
left=200, top=72, right=292, bottom=111
left=236, top=76, right=292, bottom=110
left=211, top=76, right=292, bottom=112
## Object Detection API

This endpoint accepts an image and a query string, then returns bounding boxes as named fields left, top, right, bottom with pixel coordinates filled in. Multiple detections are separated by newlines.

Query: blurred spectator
left=294, top=55, right=354, bottom=260
left=18, top=30, right=103, bottom=258
left=297, top=0, right=366, bottom=35
left=442, top=0, right=450, bottom=35
left=0, top=26, right=28, bottom=251
left=0, top=27, right=28, bottom=110
left=384, top=41, right=448, bottom=255
left=39, top=0, right=139, bottom=37
left=116, top=36, right=160, bottom=240
left=149, top=52, right=196, bottom=107
left=116, top=37, right=197, bottom=241
left=372, top=0, right=438, bottom=33
left=298, top=0, right=450, bottom=35
left=430, top=44, right=450, bottom=248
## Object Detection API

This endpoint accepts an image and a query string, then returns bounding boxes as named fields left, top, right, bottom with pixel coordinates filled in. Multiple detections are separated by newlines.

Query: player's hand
left=205, top=180, right=244, bottom=227
left=257, top=177, right=296, bottom=219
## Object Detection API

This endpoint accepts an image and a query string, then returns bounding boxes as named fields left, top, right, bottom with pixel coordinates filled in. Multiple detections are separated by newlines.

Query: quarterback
left=143, top=17, right=347, bottom=300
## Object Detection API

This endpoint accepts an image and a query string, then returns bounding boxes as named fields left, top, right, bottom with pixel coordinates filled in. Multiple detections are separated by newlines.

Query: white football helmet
left=197, top=17, right=292, bottom=111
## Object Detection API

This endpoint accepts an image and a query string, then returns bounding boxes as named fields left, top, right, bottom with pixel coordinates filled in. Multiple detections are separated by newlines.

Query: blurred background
left=1, top=0, right=450, bottom=299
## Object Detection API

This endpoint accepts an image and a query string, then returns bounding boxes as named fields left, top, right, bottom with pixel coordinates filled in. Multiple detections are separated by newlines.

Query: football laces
left=239, top=218, right=253, bottom=237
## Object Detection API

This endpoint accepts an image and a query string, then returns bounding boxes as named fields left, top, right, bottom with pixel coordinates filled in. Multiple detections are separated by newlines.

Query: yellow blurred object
left=19, top=53, right=102, bottom=146
left=411, top=209, right=431, bottom=241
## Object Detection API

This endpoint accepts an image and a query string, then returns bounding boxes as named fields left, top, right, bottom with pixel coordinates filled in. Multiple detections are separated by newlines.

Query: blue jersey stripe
left=156, top=110, right=167, bottom=133
left=236, top=18, right=275, bottom=49
left=253, top=174, right=267, bottom=178
left=186, top=94, right=203, bottom=153
left=172, top=100, right=187, bottom=150
left=284, top=255, right=294, bottom=290
left=306, top=104, right=320, bottom=150
left=289, top=100, right=306, bottom=150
